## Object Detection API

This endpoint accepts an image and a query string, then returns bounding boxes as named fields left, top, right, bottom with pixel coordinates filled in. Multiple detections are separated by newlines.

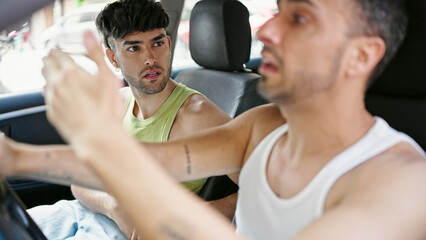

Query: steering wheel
left=0, top=181, right=46, bottom=240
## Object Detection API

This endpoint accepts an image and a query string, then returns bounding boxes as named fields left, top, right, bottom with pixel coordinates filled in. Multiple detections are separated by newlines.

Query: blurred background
left=0, top=0, right=276, bottom=94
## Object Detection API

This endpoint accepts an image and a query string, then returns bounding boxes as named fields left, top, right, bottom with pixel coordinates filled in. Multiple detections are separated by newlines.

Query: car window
left=80, top=12, right=98, bottom=23
left=0, top=0, right=276, bottom=95
left=62, top=14, right=82, bottom=27
left=0, top=16, right=45, bottom=94
left=0, top=1, right=111, bottom=95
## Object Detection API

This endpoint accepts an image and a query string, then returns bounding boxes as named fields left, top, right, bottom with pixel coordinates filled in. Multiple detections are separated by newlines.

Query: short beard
left=258, top=44, right=345, bottom=105
left=138, top=72, right=170, bottom=95
left=123, top=60, right=172, bottom=95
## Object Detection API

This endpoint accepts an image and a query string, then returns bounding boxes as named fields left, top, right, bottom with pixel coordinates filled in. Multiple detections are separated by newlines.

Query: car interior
left=176, top=0, right=268, bottom=200
left=365, top=0, right=426, bottom=150
left=0, top=0, right=424, bottom=238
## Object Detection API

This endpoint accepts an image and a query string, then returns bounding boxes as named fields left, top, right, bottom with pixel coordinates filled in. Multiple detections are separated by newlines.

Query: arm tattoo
left=36, top=152, right=73, bottom=183
left=32, top=171, right=73, bottom=185
left=160, top=225, right=189, bottom=240
left=159, top=217, right=193, bottom=240
left=184, top=145, right=191, bottom=175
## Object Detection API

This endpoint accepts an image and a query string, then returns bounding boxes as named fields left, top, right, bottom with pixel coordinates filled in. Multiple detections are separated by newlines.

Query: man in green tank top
left=6, top=0, right=426, bottom=239
left=4, top=0, right=235, bottom=240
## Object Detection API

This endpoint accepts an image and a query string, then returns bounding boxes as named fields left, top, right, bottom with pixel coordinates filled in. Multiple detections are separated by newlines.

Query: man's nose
left=144, top=49, right=157, bottom=66
left=257, top=15, right=282, bottom=46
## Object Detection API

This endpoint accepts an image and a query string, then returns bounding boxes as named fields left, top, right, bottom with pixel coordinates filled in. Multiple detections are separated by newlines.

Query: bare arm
left=71, top=185, right=135, bottom=238
left=0, top=137, right=104, bottom=189
left=142, top=102, right=284, bottom=182
left=208, top=192, right=238, bottom=220
left=169, top=93, right=238, bottom=220
left=78, top=123, right=243, bottom=240
left=0, top=88, right=130, bottom=190
left=207, top=171, right=240, bottom=220
left=141, top=118, right=247, bottom=182
left=71, top=92, right=234, bottom=236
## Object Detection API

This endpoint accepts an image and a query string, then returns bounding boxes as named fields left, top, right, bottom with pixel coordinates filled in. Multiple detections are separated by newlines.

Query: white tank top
left=235, top=117, right=425, bottom=240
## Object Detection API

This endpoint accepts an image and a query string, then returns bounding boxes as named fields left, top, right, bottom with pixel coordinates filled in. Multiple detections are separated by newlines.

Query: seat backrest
left=175, top=0, right=268, bottom=201
left=175, top=0, right=267, bottom=118
left=365, top=0, right=426, bottom=150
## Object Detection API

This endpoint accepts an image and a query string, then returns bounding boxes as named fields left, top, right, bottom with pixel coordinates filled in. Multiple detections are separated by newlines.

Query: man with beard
left=6, top=0, right=233, bottom=239
left=3, top=0, right=426, bottom=239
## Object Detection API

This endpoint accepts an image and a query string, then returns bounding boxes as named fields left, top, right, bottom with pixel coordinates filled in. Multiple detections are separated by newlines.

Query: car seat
left=174, top=0, right=268, bottom=201
left=365, top=0, right=426, bottom=151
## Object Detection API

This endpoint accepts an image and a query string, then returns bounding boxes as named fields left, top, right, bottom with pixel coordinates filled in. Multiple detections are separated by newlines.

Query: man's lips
left=259, top=58, right=279, bottom=74
left=142, top=69, right=162, bottom=80
left=259, top=47, right=280, bottom=75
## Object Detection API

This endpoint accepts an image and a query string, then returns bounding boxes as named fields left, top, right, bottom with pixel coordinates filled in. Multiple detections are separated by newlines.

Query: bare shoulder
left=230, top=104, right=286, bottom=163
left=337, top=142, right=426, bottom=238
left=179, top=95, right=284, bottom=133
left=348, top=142, right=426, bottom=198
left=244, top=103, right=285, bottom=125
left=169, top=94, right=230, bottom=140
left=179, top=93, right=231, bottom=125
left=180, top=93, right=229, bottom=117
left=237, top=103, right=286, bottom=142
left=356, top=142, right=426, bottom=183
left=383, top=143, right=424, bottom=180
left=171, top=95, right=284, bottom=141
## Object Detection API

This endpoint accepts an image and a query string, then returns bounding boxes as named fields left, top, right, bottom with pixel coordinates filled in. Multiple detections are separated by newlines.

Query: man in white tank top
left=5, top=0, right=426, bottom=239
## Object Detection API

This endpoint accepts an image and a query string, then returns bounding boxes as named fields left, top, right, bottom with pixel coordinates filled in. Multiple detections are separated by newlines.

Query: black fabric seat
left=174, top=0, right=268, bottom=201
left=365, top=0, right=426, bottom=151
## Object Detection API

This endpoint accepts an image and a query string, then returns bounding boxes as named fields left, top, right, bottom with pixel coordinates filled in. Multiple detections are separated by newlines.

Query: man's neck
left=276, top=88, right=375, bottom=164
left=130, top=79, right=178, bottom=120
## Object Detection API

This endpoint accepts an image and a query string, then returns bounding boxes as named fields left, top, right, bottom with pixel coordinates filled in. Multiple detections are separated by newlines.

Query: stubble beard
left=258, top=46, right=345, bottom=106
left=124, top=61, right=172, bottom=95
left=137, top=72, right=170, bottom=95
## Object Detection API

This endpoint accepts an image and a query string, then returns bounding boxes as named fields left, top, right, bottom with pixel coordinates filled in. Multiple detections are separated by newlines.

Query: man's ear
left=345, top=36, right=386, bottom=79
left=105, top=48, right=118, bottom=68
left=167, top=36, right=171, bottom=48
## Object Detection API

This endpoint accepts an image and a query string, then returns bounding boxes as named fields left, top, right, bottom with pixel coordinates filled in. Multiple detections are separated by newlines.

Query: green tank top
left=122, top=83, right=207, bottom=194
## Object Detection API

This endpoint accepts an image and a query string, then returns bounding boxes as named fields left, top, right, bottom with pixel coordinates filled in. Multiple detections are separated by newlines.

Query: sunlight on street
left=0, top=45, right=46, bottom=94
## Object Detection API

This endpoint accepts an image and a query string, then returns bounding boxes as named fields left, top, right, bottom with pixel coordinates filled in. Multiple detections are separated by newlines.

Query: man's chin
left=142, top=86, right=164, bottom=95
left=256, top=79, right=272, bottom=101
left=141, top=77, right=169, bottom=94
left=257, top=79, right=292, bottom=104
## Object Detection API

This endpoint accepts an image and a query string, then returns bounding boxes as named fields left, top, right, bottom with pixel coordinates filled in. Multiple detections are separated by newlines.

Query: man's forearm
left=79, top=125, right=242, bottom=240
left=12, top=142, right=105, bottom=190
left=208, top=192, right=238, bottom=221
left=71, top=185, right=135, bottom=237
left=71, top=185, right=114, bottom=215
left=141, top=126, right=245, bottom=183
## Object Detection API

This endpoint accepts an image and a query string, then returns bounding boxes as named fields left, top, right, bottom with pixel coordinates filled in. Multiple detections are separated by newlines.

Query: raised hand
left=42, top=31, right=123, bottom=152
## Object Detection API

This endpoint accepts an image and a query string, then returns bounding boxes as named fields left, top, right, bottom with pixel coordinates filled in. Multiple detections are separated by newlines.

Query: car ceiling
left=0, top=0, right=55, bottom=32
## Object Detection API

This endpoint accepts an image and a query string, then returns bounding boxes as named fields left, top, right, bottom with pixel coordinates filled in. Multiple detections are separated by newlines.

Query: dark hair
left=349, top=0, right=408, bottom=83
left=96, top=0, right=169, bottom=49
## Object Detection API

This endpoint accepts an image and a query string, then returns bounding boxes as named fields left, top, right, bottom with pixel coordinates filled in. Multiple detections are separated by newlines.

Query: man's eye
left=293, top=14, right=308, bottom=24
left=154, top=41, right=164, bottom=47
left=128, top=46, right=139, bottom=52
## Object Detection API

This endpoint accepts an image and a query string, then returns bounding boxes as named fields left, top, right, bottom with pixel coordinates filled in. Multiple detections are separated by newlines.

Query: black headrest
left=189, top=0, right=251, bottom=71
left=368, top=0, right=426, bottom=98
